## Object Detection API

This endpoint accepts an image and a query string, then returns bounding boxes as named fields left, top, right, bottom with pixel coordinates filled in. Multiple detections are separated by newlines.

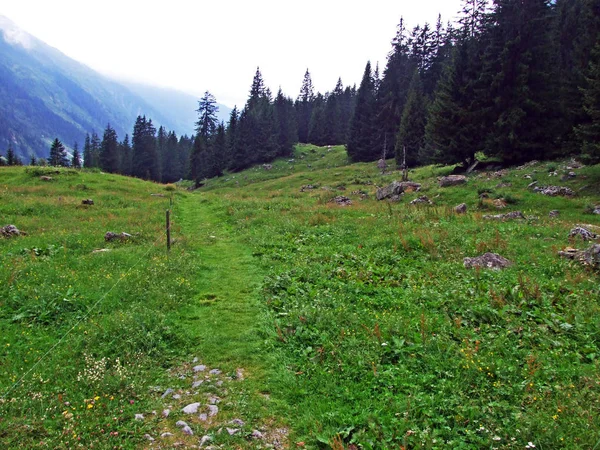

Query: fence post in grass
left=166, top=209, right=171, bottom=251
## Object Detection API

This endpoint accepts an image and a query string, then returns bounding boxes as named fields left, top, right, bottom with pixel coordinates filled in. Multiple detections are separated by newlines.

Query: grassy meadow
left=1, top=147, right=600, bottom=449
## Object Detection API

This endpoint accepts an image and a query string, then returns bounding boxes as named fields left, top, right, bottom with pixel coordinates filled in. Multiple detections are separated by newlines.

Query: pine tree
left=100, top=124, right=119, bottom=173
left=83, top=133, right=92, bottom=168
left=226, top=107, right=239, bottom=169
left=273, top=89, right=297, bottom=157
left=49, top=138, right=69, bottom=166
left=30, top=155, right=37, bottom=166
left=347, top=62, right=378, bottom=162
left=576, top=41, right=600, bottom=161
left=483, top=0, right=559, bottom=163
left=308, top=93, right=327, bottom=146
left=132, top=116, right=159, bottom=180
left=6, top=146, right=15, bottom=166
left=396, top=70, right=428, bottom=167
left=71, top=142, right=82, bottom=168
left=90, top=132, right=101, bottom=168
left=296, top=69, right=315, bottom=143
left=195, top=91, right=220, bottom=139
left=119, top=134, right=132, bottom=175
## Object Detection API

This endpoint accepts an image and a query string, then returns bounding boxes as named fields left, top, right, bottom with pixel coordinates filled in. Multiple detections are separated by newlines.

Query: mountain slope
left=0, top=15, right=222, bottom=160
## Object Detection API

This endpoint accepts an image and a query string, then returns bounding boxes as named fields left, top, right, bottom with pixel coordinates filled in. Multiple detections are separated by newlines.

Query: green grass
left=1, top=149, right=600, bottom=449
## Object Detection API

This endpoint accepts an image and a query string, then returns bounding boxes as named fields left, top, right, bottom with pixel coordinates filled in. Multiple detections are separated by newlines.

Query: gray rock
left=208, top=404, right=219, bottom=417
left=161, top=432, right=174, bottom=438
left=549, top=210, right=560, bottom=217
left=569, top=227, right=598, bottom=241
left=230, top=419, right=245, bottom=427
left=144, top=434, right=155, bottom=442
left=182, top=425, right=194, bottom=436
left=135, top=414, right=144, bottom=420
left=464, top=253, right=513, bottom=270
left=200, top=435, right=212, bottom=446
left=439, top=175, right=467, bottom=187
left=455, top=203, right=467, bottom=214
left=0, top=225, right=22, bottom=238
left=192, top=380, right=204, bottom=388
left=199, top=413, right=208, bottom=421
left=533, top=185, right=575, bottom=196
left=162, top=409, right=170, bottom=418
left=193, top=365, right=207, bottom=372
left=82, top=199, right=94, bottom=205
left=192, top=357, right=199, bottom=363
left=329, top=196, right=352, bottom=206
left=409, top=195, right=432, bottom=205
left=593, top=206, right=600, bottom=215
left=226, top=428, right=240, bottom=436
left=209, top=369, right=221, bottom=375
left=173, top=394, right=181, bottom=399
left=161, top=388, right=174, bottom=399
left=215, top=380, right=223, bottom=387
left=483, top=211, right=526, bottom=221
left=104, top=231, right=132, bottom=242
left=527, top=181, right=538, bottom=189
left=182, top=402, right=201, bottom=414
left=176, top=420, right=189, bottom=428
left=559, top=244, right=600, bottom=268
left=376, top=181, right=421, bottom=200
left=252, top=430, right=265, bottom=440
left=207, top=396, right=220, bottom=404
left=300, top=184, right=317, bottom=192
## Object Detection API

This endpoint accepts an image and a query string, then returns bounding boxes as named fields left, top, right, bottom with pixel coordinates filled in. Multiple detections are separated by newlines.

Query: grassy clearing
left=1, top=148, right=600, bottom=449
left=199, top=147, right=600, bottom=448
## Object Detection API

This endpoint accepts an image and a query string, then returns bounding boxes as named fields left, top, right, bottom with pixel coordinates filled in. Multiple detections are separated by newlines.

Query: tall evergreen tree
left=131, top=116, right=159, bottom=180
left=49, top=138, right=69, bottom=167
left=195, top=91, right=220, bottom=139
left=396, top=70, right=428, bottom=167
left=90, top=131, right=101, bottom=168
left=71, top=142, right=82, bottom=168
left=576, top=41, right=600, bottom=161
left=6, top=146, right=15, bottom=166
left=83, top=133, right=93, bottom=168
left=347, top=61, right=379, bottom=162
left=273, top=88, right=298, bottom=157
left=119, top=134, right=132, bottom=175
left=99, top=124, right=119, bottom=173
left=296, top=69, right=315, bottom=143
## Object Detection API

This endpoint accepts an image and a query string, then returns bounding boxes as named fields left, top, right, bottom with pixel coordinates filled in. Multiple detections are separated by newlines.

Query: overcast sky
left=0, top=0, right=463, bottom=108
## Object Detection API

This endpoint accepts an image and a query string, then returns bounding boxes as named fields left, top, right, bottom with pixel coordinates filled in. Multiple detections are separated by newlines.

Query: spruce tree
left=195, top=91, right=220, bottom=139
left=119, top=134, right=132, bottom=175
left=296, top=69, right=315, bottom=143
left=131, top=116, right=159, bottom=180
left=30, top=155, right=37, bottom=166
left=396, top=70, right=428, bottom=167
left=6, top=146, right=15, bottom=166
left=273, top=89, right=298, bottom=157
left=83, top=133, right=92, bottom=168
left=71, top=142, right=82, bottom=168
left=49, top=138, right=69, bottom=167
left=90, top=132, right=101, bottom=168
left=347, top=62, right=378, bottom=162
left=576, top=41, right=600, bottom=161
left=100, top=124, right=119, bottom=173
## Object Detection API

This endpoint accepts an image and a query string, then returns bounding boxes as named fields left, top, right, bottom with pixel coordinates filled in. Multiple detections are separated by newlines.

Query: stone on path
left=464, top=253, right=512, bottom=270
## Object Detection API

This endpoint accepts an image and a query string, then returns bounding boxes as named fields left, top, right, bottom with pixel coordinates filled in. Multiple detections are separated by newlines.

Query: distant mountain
left=119, top=81, right=232, bottom=137
left=0, top=16, right=227, bottom=161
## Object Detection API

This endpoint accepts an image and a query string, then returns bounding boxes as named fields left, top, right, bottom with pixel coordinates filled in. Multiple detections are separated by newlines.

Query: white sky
left=0, top=0, right=462, bottom=108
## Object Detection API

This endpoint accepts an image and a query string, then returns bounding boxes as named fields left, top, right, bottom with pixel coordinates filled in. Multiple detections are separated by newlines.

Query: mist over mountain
left=0, top=16, right=226, bottom=160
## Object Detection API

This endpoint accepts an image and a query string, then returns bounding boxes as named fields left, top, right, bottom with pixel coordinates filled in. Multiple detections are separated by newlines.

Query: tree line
left=3, top=0, right=598, bottom=177
left=347, top=0, right=600, bottom=168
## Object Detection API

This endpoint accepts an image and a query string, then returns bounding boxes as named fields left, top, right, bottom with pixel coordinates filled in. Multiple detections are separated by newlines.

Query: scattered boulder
left=593, top=206, right=600, bottom=215
left=516, top=160, right=539, bottom=170
left=527, top=181, right=538, bottom=189
left=496, top=182, right=512, bottom=188
left=135, top=414, right=144, bottom=420
left=300, top=184, right=317, bottom=192
left=439, top=175, right=467, bottom=187
left=559, top=244, right=600, bottom=269
left=492, top=198, right=508, bottom=209
left=533, top=185, right=575, bottom=197
left=208, top=404, right=219, bottom=417
left=483, top=211, right=526, bottom=221
left=1, top=225, right=23, bottom=238
left=193, top=364, right=207, bottom=372
left=262, top=164, right=273, bottom=170
left=549, top=210, right=560, bottom=218
left=252, top=430, right=265, bottom=440
left=161, top=388, right=174, bottom=399
left=376, top=181, right=421, bottom=200
left=409, top=195, right=432, bottom=205
left=144, top=434, right=155, bottom=442
left=226, top=428, right=240, bottom=436
left=454, top=203, right=467, bottom=214
left=82, top=199, right=94, bottom=205
left=377, top=159, right=387, bottom=172
left=569, top=226, right=597, bottom=241
left=104, top=231, right=132, bottom=242
left=40, top=176, right=53, bottom=181
left=182, top=402, right=201, bottom=414
left=230, top=419, right=245, bottom=427
left=200, top=435, right=212, bottom=446
left=464, top=253, right=513, bottom=270
left=330, top=196, right=352, bottom=206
